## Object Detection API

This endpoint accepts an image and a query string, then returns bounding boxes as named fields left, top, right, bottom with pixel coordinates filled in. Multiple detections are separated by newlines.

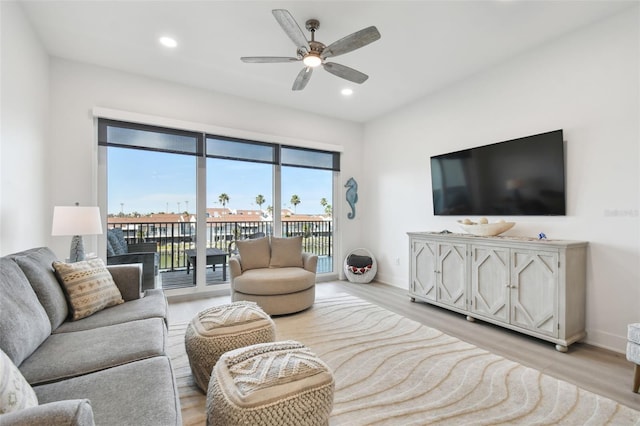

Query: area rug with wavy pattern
left=168, top=294, right=640, bottom=425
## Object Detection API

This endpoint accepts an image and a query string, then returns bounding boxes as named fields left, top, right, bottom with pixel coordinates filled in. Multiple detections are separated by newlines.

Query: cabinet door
left=437, top=243, right=467, bottom=309
left=470, top=245, right=509, bottom=322
left=511, top=250, right=559, bottom=337
left=411, top=239, right=437, bottom=301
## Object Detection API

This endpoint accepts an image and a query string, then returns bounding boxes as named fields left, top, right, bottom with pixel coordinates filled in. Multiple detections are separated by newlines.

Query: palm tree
left=320, top=197, right=331, bottom=216
left=290, top=194, right=301, bottom=214
left=255, top=194, right=266, bottom=211
left=218, top=193, right=230, bottom=208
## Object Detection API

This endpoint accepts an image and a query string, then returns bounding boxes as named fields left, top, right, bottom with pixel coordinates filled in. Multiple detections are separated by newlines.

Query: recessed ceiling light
left=159, top=36, right=177, bottom=48
left=341, top=88, right=354, bottom=96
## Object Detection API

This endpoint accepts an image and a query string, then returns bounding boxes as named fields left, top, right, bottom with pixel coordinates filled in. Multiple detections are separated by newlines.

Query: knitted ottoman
left=206, top=341, right=334, bottom=426
left=185, top=301, right=275, bottom=392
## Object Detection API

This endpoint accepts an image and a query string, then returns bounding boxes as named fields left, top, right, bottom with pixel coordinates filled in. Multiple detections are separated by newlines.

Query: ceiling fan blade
left=241, top=56, right=300, bottom=63
left=321, top=26, right=381, bottom=59
left=323, top=62, right=369, bottom=84
left=292, top=67, right=313, bottom=91
left=272, top=9, right=310, bottom=53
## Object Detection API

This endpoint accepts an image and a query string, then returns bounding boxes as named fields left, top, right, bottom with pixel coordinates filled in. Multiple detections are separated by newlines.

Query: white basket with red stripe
left=343, top=248, right=377, bottom=283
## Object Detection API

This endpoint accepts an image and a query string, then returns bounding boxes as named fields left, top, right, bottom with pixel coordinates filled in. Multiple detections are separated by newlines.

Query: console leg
left=555, top=344, right=568, bottom=353
left=466, top=315, right=475, bottom=322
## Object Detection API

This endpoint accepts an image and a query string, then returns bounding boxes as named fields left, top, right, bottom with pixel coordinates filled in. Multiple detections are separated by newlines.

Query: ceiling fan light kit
left=302, top=53, right=322, bottom=68
left=240, top=9, right=381, bottom=91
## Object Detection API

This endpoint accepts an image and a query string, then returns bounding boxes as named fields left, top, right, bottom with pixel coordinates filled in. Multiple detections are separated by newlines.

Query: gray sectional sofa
left=0, top=247, right=181, bottom=425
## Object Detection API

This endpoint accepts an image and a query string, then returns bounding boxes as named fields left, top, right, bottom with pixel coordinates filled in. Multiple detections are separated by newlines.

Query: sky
left=107, top=147, right=333, bottom=215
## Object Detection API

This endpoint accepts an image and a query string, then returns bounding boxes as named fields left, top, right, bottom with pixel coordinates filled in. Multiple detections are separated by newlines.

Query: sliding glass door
left=281, top=166, right=334, bottom=273
left=99, top=118, right=339, bottom=293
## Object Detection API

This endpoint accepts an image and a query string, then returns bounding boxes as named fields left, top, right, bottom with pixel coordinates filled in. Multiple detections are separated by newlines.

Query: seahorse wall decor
left=345, top=177, right=358, bottom=220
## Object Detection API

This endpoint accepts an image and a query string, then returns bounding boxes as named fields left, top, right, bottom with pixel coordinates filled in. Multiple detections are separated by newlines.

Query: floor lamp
left=52, top=204, right=103, bottom=262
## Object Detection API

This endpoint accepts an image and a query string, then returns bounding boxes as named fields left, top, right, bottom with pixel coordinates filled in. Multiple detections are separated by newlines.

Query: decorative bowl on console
left=457, top=219, right=515, bottom=236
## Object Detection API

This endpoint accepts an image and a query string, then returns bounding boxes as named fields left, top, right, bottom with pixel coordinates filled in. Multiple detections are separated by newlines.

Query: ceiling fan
left=241, top=9, right=381, bottom=91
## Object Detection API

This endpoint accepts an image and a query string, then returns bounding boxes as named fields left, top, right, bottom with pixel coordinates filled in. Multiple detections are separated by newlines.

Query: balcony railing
left=107, top=220, right=333, bottom=274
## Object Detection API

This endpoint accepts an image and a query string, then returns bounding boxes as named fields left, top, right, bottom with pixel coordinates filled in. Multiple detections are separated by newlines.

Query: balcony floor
left=158, top=256, right=334, bottom=290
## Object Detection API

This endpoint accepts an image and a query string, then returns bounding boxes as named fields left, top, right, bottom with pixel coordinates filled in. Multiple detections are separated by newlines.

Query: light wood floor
left=168, top=280, right=640, bottom=412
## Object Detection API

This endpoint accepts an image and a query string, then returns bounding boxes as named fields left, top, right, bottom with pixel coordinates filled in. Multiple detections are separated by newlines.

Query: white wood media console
left=408, top=232, right=588, bottom=352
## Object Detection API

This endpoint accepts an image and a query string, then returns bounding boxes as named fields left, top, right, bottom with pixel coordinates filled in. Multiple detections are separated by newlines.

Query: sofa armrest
left=107, top=264, right=142, bottom=301
left=302, top=252, right=318, bottom=273
left=229, top=256, right=242, bottom=279
left=107, top=252, right=157, bottom=291
left=0, top=399, right=95, bottom=425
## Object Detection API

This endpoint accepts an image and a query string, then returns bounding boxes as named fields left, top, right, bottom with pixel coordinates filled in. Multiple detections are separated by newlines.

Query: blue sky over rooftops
left=107, top=148, right=332, bottom=216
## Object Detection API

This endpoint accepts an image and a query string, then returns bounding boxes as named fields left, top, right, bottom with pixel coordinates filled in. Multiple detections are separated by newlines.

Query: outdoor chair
left=228, top=232, right=266, bottom=256
left=106, top=228, right=159, bottom=291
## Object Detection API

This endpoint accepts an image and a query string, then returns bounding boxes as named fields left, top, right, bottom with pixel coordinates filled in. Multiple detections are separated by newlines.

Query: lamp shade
left=52, top=206, right=103, bottom=236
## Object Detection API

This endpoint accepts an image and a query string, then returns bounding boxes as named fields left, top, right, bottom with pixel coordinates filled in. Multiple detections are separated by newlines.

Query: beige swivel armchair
left=229, top=236, right=317, bottom=315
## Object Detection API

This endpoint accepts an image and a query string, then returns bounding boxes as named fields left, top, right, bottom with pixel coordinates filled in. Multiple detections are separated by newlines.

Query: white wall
left=0, top=2, right=51, bottom=255
left=47, top=59, right=363, bottom=265
left=362, top=8, right=639, bottom=352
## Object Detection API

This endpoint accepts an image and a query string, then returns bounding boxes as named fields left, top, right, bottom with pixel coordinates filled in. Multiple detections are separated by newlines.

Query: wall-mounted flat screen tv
left=431, top=130, right=565, bottom=216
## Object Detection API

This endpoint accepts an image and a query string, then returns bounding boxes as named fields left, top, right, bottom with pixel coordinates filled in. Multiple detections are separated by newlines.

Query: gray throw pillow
left=12, top=247, right=69, bottom=330
left=0, top=258, right=51, bottom=365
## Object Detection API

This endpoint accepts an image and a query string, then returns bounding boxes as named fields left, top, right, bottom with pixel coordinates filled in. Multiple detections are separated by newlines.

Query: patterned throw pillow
left=53, top=258, right=124, bottom=321
left=0, top=348, right=38, bottom=414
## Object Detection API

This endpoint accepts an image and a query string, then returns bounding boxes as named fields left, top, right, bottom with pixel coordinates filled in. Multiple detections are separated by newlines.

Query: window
left=98, top=118, right=340, bottom=291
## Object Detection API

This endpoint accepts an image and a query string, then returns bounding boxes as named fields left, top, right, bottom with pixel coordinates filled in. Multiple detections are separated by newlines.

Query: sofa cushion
left=232, top=267, right=316, bottom=295
left=0, top=258, right=52, bottom=365
left=53, top=259, right=124, bottom=321
left=236, top=237, right=270, bottom=271
left=53, top=289, right=168, bottom=333
left=269, top=236, right=303, bottom=268
left=11, top=247, right=69, bottom=330
left=0, top=348, right=38, bottom=414
left=34, top=356, right=182, bottom=426
left=20, top=318, right=167, bottom=385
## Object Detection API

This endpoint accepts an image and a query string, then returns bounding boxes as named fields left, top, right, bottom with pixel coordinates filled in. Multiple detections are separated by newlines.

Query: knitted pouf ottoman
left=206, top=341, right=334, bottom=426
left=185, top=301, right=275, bottom=392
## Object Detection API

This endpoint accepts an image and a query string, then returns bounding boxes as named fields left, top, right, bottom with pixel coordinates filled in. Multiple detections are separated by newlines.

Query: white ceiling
left=20, top=0, right=635, bottom=123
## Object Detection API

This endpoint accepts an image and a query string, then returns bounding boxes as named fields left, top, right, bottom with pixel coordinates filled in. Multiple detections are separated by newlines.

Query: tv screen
left=431, top=130, right=565, bottom=216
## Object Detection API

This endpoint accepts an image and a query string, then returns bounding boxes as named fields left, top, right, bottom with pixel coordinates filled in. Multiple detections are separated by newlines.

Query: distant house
left=107, top=208, right=332, bottom=243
